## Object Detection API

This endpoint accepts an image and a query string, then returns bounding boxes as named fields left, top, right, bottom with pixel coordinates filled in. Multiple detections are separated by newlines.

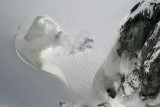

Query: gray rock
left=118, top=0, right=160, bottom=100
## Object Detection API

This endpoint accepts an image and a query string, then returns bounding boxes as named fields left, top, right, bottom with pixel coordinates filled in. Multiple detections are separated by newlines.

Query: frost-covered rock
left=118, top=0, right=160, bottom=106
left=94, top=0, right=160, bottom=106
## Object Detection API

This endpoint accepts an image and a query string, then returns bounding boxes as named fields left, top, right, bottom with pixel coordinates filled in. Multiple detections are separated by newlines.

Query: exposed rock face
left=118, top=0, right=160, bottom=101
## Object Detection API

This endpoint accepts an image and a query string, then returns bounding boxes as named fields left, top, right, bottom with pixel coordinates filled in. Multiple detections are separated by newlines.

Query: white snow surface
left=129, top=0, right=154, bottom=19
left=14, top=0, right=160, bottom=107
left=0, top=0, right=149, bottom=107
left=15, top=15, right=142, bottom=107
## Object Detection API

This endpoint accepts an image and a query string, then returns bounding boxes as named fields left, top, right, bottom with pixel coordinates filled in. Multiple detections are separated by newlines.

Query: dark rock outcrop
left=106, top=88, right=117, bottom=98
left=117, top=0, right=160, bottom=100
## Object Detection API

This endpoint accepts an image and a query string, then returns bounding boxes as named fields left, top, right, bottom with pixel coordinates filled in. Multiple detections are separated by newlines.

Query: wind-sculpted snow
left=14, top=15, right=103, bottom=107
left=0, top=0, right=143, bottom=106
left=13, top=0, right=160, bottom=107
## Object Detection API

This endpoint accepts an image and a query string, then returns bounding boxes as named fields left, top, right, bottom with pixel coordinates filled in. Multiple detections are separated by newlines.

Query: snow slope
left=0, top=0, right=139, bottom=107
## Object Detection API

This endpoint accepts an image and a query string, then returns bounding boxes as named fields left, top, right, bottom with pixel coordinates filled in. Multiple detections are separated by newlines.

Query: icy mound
left=14, top=15, right=102, bottom=107
left=14, top=16, right=70, bottom=84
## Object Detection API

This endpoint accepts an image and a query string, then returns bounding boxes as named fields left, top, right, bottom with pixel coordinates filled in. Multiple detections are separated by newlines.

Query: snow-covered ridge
left=123, top=0, right=160, bottom=25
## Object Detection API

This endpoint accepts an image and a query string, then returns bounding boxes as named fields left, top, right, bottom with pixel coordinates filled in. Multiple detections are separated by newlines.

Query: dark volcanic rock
left=118, top=0, right=160, bottom=100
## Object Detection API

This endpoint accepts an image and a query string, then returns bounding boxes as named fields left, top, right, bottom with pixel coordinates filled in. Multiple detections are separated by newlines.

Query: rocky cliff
left=118, top=0, right=160, bottom=105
